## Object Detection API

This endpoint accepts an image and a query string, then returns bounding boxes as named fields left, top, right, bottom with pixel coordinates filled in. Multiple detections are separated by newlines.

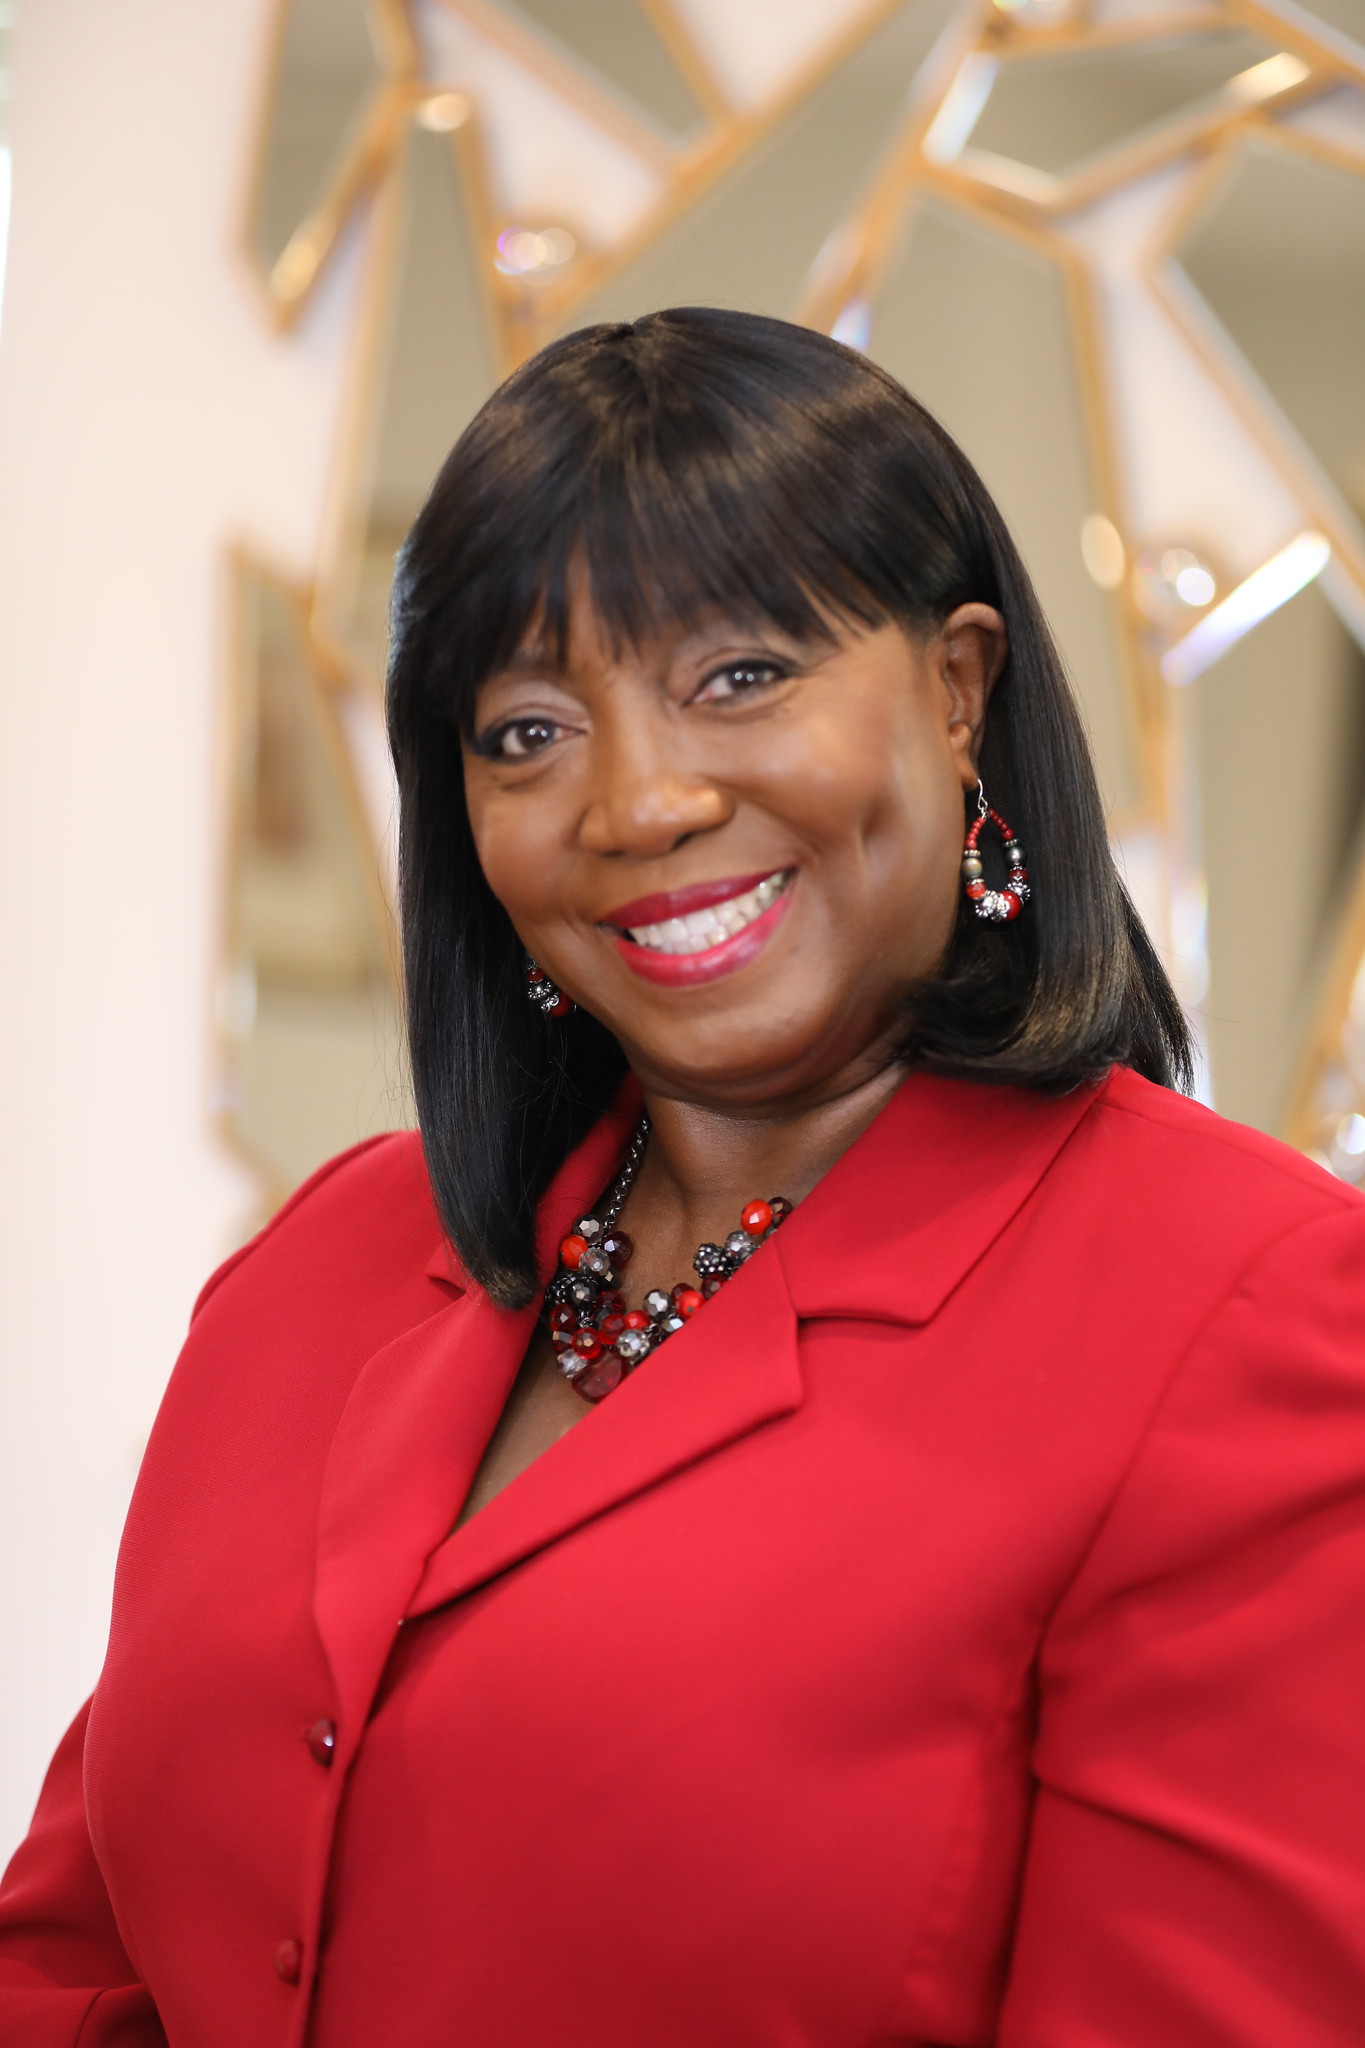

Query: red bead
left=546, top=994, right=572, bottom=1017
left=741, top=1199, right=773, bottom=1236
left=599, top=1312, right=626, bottom=1340
left=674, top=1287, right=704, bottom=1317
left=966, top=880, right=986, bottom=900
left=572, top=1328, right=603, bottom=1360
left=768, top=1196, right=792, bottom=1223
left=549, top=1303, right=575, bottom=1331
left=525, top=965, right=542, bottom=981
left=575, top=1351, right=624, bottom=1403
left=558, top=1234, right=588, bottom=1270
left=551, top=1328, right=574, bottom=1350
left=701, top=1275, right=724, bottom=1297
left=596, top=1289, right=624, bottom=1316
left=601, top=1230, right=633, bottom=1268
left=1002, top=892, right=1023, bottom=921
left=622, top=1309, right=650, bottom=1330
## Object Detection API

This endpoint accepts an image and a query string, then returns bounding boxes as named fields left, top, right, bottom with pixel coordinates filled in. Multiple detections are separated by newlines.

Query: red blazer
left=3, top=1068, right=1365, bottom=2048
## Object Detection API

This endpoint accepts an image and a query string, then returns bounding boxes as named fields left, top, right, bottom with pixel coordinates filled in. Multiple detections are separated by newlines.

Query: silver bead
left=616, top=1328, right=650, bottom=1365
left=662, top=1314, right=685, bottom=1334
left=961, top=855, right=983, bottom=878
left=576, top=1217, right=602, bottom=1240
left=724, top=1230, right=752, bottom=1260
left=580, top=1246, right=611, bottom=1278
left=643, top=1288, right=672, bottom=1320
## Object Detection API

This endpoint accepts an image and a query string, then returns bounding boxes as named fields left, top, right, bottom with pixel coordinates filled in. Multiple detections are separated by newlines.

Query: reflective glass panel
left=1174, top=139, right=1365, bottom=530
left=568, top=0, right=961, bottom=324
left=868, top=195, right=1140, bottom=817
left=500, top=0, right=707, bottom=139
left=225, top=564, right=411, bottom=1197
left=1192, top=577, right=1365, bottom=1132
left=342, top=122, right=499, bottom=686
left=968, top=30, right=1277, bottom=180
left=251, top=0, right=384, bottom=277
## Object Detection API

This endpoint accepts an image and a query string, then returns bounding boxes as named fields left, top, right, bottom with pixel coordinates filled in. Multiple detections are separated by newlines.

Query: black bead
left=694, top=1241, right=727, bottom=1276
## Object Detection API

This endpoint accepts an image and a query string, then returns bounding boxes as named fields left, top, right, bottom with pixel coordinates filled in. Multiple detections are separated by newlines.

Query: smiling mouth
left=615, top=871, right=792, bottom=954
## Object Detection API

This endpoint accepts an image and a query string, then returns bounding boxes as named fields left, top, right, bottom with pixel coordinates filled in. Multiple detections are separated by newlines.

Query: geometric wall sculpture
left=229, top=0, right=1365, bottom=1204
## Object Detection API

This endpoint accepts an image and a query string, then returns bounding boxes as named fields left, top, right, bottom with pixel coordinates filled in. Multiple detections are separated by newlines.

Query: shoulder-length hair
left=386, top=306, right=1191, bottom=1306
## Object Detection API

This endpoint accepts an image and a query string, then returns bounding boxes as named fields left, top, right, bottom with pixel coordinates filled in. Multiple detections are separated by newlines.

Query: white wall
left=0, top=0, right=364, bottom=1862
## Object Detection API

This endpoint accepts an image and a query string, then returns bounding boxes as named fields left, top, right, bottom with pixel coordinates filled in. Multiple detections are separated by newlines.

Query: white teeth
left=628, top=871, right=791, bottom=955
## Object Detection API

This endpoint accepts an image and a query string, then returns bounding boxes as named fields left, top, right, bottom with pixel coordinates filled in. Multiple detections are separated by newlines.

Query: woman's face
left=464, top=593, right=1006, bottom=1110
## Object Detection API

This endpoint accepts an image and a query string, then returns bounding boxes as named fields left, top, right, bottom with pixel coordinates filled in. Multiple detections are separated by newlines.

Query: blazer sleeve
left=1000, top=1203, right=1365, bottom=2047
left=0, top=1703, right=166, bottom=2047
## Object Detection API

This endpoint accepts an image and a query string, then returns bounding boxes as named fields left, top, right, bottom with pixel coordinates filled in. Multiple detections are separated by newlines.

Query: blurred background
left=1, top=0, right=1362, bottom=1859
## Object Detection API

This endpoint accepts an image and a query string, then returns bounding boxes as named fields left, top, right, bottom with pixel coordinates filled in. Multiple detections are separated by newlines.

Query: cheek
left=756, top=699, right=958, bottom=900
left=463, top=783, right=563, bottom=922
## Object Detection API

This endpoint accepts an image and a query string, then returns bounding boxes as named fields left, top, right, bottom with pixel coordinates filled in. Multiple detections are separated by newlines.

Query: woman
left=2, top=308, right=1363, bottom=2047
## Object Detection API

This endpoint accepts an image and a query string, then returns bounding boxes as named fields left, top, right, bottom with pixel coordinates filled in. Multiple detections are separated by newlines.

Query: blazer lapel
left=316, top=1066, right=1106, bottom=1693
left=406, top=1240, right=803, bottom=1617
left=313, top=1288, right=533, bottom=1746
left=775, top=1069, right=1103, bottom=1324
left=312, top=1086, right=643, bottom=1742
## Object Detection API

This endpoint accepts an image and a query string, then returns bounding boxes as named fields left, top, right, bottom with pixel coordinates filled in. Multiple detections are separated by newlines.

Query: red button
left=272, top=1938, right=303, bottom=1984
left=304, top=1718, right=336, bottom=1767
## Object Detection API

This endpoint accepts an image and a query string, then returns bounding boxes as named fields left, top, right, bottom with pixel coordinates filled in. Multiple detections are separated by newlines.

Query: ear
left=933, top=603, right=1008, bottom=790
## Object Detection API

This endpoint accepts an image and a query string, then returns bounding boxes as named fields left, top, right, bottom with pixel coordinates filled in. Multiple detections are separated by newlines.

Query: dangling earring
left=525, top=956, right=574, bottom=1018
left=962, top=781, right=1030, bottom=923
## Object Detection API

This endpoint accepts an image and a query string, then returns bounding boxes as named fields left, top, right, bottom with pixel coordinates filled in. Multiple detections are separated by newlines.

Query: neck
left=628, top=1058, right=906, bottom=1249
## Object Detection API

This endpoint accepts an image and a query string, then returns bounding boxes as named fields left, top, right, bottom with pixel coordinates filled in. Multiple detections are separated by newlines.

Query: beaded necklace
left=544, top=1118, right=793, bottom=1403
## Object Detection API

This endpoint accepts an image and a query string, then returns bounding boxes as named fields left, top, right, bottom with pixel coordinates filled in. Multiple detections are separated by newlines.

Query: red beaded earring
left=962, top=782, right=1031, bottom=924
left=525, top=957, right=574, bottom=1018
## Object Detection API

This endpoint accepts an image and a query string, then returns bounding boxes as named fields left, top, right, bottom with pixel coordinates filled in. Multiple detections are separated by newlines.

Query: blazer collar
left=405, top=1233, right=802, bottom=1620
left=316, top=1083, right=646, bottom=1737
left=316, top=1067, right=1104, bottom=1712
left=773, top=1068, right=1102, bottom=1325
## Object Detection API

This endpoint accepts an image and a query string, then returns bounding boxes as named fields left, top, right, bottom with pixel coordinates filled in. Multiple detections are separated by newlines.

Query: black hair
left=386, top=306, right=1191, bottom=1306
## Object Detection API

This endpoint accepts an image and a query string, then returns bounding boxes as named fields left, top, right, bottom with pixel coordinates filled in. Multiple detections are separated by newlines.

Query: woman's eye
left=693, top=660, right=786, bottom=705
left=482, top=718, right=561, bottom=760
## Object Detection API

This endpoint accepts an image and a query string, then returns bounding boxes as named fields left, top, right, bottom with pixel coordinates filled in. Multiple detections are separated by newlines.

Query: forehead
left=500, top=559, right=852, bottom=681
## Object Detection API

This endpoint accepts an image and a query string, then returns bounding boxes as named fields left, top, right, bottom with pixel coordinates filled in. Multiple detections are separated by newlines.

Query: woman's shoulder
left=1096, top=1073, right=1358, bottom=1196
left=191, top=1128, right=445, bottom=1328
left=1086, top=1065, right=1363, bottom=1236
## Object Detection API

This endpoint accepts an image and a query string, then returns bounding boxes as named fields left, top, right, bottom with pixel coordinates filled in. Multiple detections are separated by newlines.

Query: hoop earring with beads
left=961, top=781, right=1031, bottom=924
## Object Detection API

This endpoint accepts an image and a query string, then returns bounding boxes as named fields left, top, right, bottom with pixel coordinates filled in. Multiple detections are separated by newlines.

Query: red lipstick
left=610, top=887, right=793, bottom=988
left=599, top=873, right=778, bottom=931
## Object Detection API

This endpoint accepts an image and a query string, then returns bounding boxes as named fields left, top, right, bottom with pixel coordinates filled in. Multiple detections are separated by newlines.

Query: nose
left=578, top=712, right=731, bottom=859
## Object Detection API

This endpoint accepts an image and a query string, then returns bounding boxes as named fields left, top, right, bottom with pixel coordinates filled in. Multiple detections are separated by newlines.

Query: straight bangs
left=387, top=307, right=1191, bottom=1306
left=392, top=311, right=993, bottom=739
